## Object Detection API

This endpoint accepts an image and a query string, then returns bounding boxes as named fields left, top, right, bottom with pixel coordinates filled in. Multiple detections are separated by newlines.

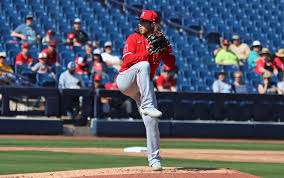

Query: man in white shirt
left=212, top=71, right=231, bottom=93
left=101, top=41, right=122, bottom=71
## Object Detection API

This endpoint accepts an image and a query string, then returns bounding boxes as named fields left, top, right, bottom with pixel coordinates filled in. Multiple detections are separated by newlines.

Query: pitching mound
left=2, top=167, right=259, bottom=178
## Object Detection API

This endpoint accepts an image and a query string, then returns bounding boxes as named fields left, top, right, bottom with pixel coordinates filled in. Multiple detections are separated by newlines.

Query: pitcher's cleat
left=152, top=162, right=162, bottom=171
left=141, top=108, right=162, bottom=118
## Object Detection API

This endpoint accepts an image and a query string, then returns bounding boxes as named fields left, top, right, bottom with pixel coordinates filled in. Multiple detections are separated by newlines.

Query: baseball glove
left=147, top=32, right=168, bottom=55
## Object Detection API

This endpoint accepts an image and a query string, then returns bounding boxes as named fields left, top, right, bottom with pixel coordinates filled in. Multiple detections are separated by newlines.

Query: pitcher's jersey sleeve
left=160, top=42, right=176, bottom=69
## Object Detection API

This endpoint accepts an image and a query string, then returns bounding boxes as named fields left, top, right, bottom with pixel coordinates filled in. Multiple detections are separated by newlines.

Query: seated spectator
left=229, top=35, right=250, bottom=61
left=156, top=65, right=177, bottom=92
left=212, top=71, right=231, bottom=93
left=101, top=41, right=122, bottom=71
left=94, top=74, right=104, bottom=89
left=273, top=49, right=284, bottom=72
left=255, top=48, right=278, bottom=75
left=83, top=41, right=93, bottom=74
left=71, top=18, right=89, bottom=46
left=15, top=43, right=33, bottom=66
left=277, top=73, right=284, bottom=95
left=231, top=71, right=249, bottom=93
left=258, top=71, right=281, bottom=94
left=42, top=30, right=55, bottom=45
left=32, top=53, right=55, bottom=79
left=75, top=57, right=88, bottom=74
left=0, top=52, right=15, bottom=84
left=248, top=40, right=262, bottom=67
left=92, top=48, right=106, bottom=73
left=10, top=14, right=40, bottom=45
left=215, top=40, right=241, bottom=66
left=41, top=40, right=60, bottom=67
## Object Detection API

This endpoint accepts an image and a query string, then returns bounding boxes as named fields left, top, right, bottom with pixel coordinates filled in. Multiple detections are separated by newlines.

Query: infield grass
left=0, top=150, right=283, bottom=178
left=0, top=139, right=284, bottom=151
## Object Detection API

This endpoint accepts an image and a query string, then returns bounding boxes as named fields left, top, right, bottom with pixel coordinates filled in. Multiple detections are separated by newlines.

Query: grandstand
left=0, top=0, right=283, bottom=92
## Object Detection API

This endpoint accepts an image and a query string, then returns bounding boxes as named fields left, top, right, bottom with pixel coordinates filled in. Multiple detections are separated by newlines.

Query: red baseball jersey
left=15, top=52, right=33, bottom=65
left=41, top=48, right=59, bottom=66
left=105, top=83, right=119, bottom=90
left=156, top=75, right=176, bottom=90
left=120, top=33, right=175, bottom=80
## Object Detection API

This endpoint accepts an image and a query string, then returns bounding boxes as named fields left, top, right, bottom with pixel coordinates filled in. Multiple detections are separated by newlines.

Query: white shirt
left=101, top=52, right=121, bottom=71
left=277, top=82, right=284, bottom=93
left=212, top=80, right=231, bottom=93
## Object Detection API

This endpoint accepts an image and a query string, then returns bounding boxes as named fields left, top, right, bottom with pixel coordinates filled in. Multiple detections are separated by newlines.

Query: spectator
left=248, top=40, right=262, bottom=67
left=212, top=71, right=231, bottom=93
left=83, top=41, right=93, bottom=73
left=277, top=73, right=284, bottom=94
left=156, top=65, right=177, bottom=92
left=15, top=43, right=33, bottom=66
left=41, top=40, right=60, bottom=67
left=101, top=41, right=123, bottom=71
left=71, top=18, right=89, bottom=46
left=231, top=71, right=249, bottom=93
left=255, top=48, right=278, bottom=75
left=0, top=52, right=15, bottom=84
left=229, top=35, right=250, bottom=61
left=92, top=48, right=106, bottom=73
left=93, top=74, right=104, bottom=89
left=10, top=14, right=41, bottom=45
left=75, top=57, right=88, bottom=74
left=258, top=71, right=281, bottom=94
left=215, top=40, right=241, bottom=66
left=273, top=49, right=284, bottom=73
left=32, top=53, right=55, bottom=79
left=42, top=30, right=55, bottom=45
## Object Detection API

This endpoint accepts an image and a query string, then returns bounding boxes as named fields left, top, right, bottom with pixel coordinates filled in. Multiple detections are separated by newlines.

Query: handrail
left=108, top=0, right=142, bottom=14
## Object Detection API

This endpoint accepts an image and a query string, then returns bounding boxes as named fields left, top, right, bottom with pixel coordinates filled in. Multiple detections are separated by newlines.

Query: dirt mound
left=1, top=167, right=259, bottom=178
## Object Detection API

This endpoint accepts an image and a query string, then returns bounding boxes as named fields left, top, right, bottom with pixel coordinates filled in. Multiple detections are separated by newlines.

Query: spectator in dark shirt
left=258, top=71, right=281, bottom=94
left=231, top=71, right=249, bottom=93
left=84, top=41, right=93, bottom=74
left=71, top=18, right=89, bottom=46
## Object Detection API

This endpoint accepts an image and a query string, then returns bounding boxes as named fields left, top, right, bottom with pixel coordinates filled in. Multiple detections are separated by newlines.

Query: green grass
left=0, top=150, right=283, bottom=178
left=0, top=139, right=284, bottom=151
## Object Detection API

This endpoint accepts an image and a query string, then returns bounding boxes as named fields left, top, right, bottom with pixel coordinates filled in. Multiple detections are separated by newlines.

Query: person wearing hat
left=231, top=71, right=249, bottom=93
left=248, top=40, right=262, bottom=67
left=255, top=48, right=278, bottom=75
left=156, top=65, right=177, bottom=92
left=101, top=41, right=123, bottom=71
left=40, top=40, right=60, bottom=67
left=31, top=53, right=55, bottom=79
left=212, top=71, right=231, bottom=93
left=116, top=10, right=176, bottom=171
left=15, top=43, right=33, bottom=66
left=11, top=14, right=41, bottom=45
left=75, top=56, right=88, bottom=74
left=83, top=41, right=94, bottom=73
left=42, top=30, right=55, bottom=45
left=215, top=40, right=241, bottom=66
left=273, top=49, right=284, bottom=72
left=91, top=48, right=106, bottom=73
left=229, top=35, right=250, bottom=61
left=70, top=18, right=89, bottom=46
left=258, top=71, right=281, bottom=94
left=0, top=52, right=15, bottom=84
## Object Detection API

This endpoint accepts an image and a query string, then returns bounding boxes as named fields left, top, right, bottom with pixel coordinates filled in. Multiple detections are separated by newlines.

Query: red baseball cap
left=223, top=40, right=230, bottom=46
left=67, top=33, right=75, bottom=40
left=75, top=57, right=86, bottom=66
left=164, top=65, right=173, bottom=71
left=22, top=42, right=29, bottom=49
left=137, top=10, right=158, bottom=23
left=46, top=30, right=55, bottom=36
left=49, top=40, right=57, bottom=46
left=94, top=74, right=102, bottom=81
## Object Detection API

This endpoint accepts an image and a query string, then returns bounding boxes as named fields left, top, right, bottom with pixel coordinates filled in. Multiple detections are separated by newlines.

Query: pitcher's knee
left=138, top=61, right=150, bottom=71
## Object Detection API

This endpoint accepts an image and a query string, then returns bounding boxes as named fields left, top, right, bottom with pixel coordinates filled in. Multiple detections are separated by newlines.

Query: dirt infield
left=1, top=167, right=260, bottom=178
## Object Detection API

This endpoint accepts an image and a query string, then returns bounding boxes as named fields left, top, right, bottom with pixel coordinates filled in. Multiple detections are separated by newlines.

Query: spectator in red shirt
left=255, top=48, right=278, bottom=75
left=156, top=65, right=177, bottom=92
left=15, top=43, right=33, bottom=66
left=75, top=56, right=88, bottom=74
left=274, top=49, right=284, bottom=72
left=41, top=40, right=60, bottom=67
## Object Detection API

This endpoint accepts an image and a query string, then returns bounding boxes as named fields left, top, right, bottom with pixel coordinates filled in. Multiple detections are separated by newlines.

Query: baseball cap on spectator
left=26, top=14, right=33, bottom=19
left=85, top=41, right=93, bottom=47
left=136, top=10, right=158, bottom=23
left=251, top=40, right=261, bottom=47
left=94, top=74, right=102, bottom=81
left=49, top=40, right=57, bottom=47
left=22, top=42, right=29, bottom=49
left=163, top=65, right=173, bottom=72
left=67, top=61, right=76, bottom=70
left=0, top=52, right=7, bottom=58
left=232, top=35, right=240, bottom=40
left=276, top=49, right=284, bottom=57
left=75, top=57, right=86, bottom=66
left=67, top=33, right=75, bottom=40
left=223, top=40, right=230, bottom=46
left=104, top=41, right=112, bottom=47
left=93, top=48, right=101, bottom=55
left=38, top=52, right=47, bottom=59
left=74, top=18, right=81, bottom=24
left=46, top=30, right=55, bottom=36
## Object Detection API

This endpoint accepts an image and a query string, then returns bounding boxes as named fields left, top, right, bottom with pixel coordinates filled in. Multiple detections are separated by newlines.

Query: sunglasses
left=164, top=70, right=171, bottom=73
left=94, top=80, right=101, bottom=82
left=0, top=56, right=6, bottom=58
